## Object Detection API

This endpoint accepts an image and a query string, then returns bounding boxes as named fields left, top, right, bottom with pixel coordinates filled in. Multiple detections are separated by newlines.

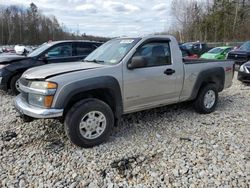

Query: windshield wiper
left=84, top=59, right=104, bottom=63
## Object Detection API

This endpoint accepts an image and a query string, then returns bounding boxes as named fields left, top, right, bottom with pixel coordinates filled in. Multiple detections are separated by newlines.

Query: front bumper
left=238, top=71, right=250, bottom=82
left=14, top=95, right=63, bottom=119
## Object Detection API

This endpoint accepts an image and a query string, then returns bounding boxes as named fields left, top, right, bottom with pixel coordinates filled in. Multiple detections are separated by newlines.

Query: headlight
left=30, top=81, right=57, bottom=90
left=28, top=94, right=54, bottom=108
left=239, top=65, right=244, bottom=72
left=239, top=65, right=249, bottom=73
left=0, top=64, right=9, bottom=69
left=26, top=81, right=57, bottom=108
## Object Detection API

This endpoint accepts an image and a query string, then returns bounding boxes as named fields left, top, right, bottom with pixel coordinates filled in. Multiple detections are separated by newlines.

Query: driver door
left=123, top=40, right=180, bottom=113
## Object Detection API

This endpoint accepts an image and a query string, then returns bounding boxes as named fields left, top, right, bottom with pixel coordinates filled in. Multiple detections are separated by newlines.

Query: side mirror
left=128, top=56, right=147, bottom=69
left=39, top=54, right=48, bottom=63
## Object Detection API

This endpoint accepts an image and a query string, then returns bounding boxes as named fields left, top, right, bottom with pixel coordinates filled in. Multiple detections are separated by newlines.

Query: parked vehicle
left=15, top=35, right=234, bottom=148
left=180, top=46, right=199, bottom=59
left=0, top=40, right=102, bottom=94
left=180, top=42, right=210, bottom=57
left=227, top=41, right=250, bottom=66
left=201, top=46, right=233, bottom=60
left=238, top=61, right=250, bottom=83
left=2, top=45, right=15, bottom=53
left=14, top=44, right=32, bottom=56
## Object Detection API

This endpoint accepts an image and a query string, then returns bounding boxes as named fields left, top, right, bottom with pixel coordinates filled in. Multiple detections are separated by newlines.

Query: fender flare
left=54, top=76, right=123, bottom=118
left=189, top=67, right=225, bottom=100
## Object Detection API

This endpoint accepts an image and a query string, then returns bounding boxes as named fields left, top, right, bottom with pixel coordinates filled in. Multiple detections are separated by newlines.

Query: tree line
left=0, top=3, right=109, bottom=45
left=168, top=0, right=250, bottom=42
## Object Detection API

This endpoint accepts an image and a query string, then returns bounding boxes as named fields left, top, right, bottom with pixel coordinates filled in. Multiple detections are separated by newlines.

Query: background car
left=0, top=40, right=102, bottom=94
left=238, top=61, right=250, bottom=83
left=227, top=41, right=250, bottom=66
left=180, top=42, right=210, bottom=57
left=14, top=44, right=32, bottom=56
left=200, top=46, right=233, bottom=60
left=180, top=46, right=199, bottom=59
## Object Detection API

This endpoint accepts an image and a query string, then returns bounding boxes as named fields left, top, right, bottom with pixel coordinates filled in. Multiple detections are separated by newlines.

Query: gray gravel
left=0, top=77, right=249, bottom=187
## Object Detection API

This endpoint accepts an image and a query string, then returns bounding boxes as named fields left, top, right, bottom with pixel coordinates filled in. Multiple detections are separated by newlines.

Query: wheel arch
left=189, top=67, right=225, bottom=100
left=7, top=70, right=25, bottom=89
left=54, top=76, right=123, bottom=121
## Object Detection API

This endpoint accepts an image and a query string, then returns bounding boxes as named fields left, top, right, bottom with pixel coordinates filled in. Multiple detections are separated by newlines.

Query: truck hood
left=0, top=54, right=29, bottom=64
left=23, top=61, right=106, bottom=80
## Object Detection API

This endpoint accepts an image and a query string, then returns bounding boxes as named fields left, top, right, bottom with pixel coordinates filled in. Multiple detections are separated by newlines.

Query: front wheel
left=10, top=74, right=22, bottom=95
left=194, top=84, right=218, bottom=114
left=64, top=99, right=114, bottom=148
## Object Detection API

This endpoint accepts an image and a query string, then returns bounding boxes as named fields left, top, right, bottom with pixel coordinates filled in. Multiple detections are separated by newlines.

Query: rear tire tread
left=194, top=84, right=218, bottom=114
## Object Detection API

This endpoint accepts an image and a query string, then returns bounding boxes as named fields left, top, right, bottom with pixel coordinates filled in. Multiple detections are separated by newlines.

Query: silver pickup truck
left=15, top=35, right=234, bottom=148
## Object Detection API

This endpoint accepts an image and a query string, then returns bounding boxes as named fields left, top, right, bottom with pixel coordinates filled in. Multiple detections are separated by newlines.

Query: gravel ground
left=0, top=76, right=249, bottom=188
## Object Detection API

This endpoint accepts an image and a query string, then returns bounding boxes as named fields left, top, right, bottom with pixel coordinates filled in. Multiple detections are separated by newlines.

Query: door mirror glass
left=38, top=54, right=48, bottom=62
left=128, top=56, right=147, bottom=69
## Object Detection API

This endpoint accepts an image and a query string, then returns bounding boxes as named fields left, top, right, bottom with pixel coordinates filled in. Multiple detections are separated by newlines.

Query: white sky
left=1, top=0, right=175, bottom=37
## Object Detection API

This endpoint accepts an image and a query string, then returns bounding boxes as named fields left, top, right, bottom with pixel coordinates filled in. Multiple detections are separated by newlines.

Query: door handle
left=164, top=69, right=175, bottom=75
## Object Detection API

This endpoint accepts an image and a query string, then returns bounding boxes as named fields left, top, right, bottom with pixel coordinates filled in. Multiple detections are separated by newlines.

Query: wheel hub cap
left=204, top=90, right=216, bottom=109
left=15, top=79, right=21, bottom=92
left=79, top=111, right=106, bottom=139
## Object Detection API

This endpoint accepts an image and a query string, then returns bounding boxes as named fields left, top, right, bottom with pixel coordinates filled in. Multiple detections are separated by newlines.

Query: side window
left=181, top=49, right=189, bottom=57
left=224, top=48, right=232, bottom=54
left=76, top=43, right=95, bottom=56
left=133, top=42, right=171, bottom=67
left=46, top=44, right=72, bottom=58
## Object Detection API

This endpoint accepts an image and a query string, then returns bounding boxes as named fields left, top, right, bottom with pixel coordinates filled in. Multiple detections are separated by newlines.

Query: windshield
left=84, top=38, right=141, bottom=65
left=27, top=43, right=52, bottom=57
left=208, top=47, right=224, bottom=54
left=181, top=43, right=193, bottom=50
left=239, top=41, right=250, bottom=51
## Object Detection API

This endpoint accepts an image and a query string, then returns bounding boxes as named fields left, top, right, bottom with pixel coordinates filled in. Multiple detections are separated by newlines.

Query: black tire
left=194, top=84, right=218, bottom=114
left=64, top=98, right=114, bottom=148
left=10, top=74, right=22, bottom=95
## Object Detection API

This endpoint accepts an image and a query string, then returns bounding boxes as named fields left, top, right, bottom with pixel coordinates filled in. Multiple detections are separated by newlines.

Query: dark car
left=238, top=61, right=250, bottom=83
left=227, top=41, right=250, bottom=66
left=180, top=42, right=210, bottom=57
left=180, top=46, right=199, bottom=59
left=0, top=40, right=102, bottom=94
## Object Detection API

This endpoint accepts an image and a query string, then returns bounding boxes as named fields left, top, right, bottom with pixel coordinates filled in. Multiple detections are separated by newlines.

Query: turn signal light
left=44, top=96, right=54, bottom=107
left=47, top=82, right=57, bottom=89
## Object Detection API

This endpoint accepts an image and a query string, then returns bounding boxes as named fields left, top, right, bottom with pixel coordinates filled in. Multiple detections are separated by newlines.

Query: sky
left=0, top=0, right=175, bottom=37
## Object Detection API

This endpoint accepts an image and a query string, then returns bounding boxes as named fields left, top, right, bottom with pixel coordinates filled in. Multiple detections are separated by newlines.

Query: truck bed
left=180, top=58, right=234, bottom=102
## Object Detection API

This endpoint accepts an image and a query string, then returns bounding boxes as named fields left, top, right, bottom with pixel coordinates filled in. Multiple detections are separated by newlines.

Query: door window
left=223, top=48, right=232, bottom=54
left=133, top=42, right=171, bottom=67
left=76, top=43, right=95, bottom=56
left=46, top=44, right=72, bottom=58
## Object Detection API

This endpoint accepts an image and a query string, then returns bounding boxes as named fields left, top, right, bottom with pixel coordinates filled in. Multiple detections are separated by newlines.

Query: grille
left=19, top=78, right=29, bottom=103
left=21, top=92, right=29, bottom=103
left=228, top=54, right=247, bottom=62
left=19, top=78, right=29, bottom=86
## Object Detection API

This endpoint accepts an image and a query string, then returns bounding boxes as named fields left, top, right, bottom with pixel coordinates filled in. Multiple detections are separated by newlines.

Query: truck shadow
left=111, top=101, right=195, bottom=137
left=13, top=95, right=235, bottom=151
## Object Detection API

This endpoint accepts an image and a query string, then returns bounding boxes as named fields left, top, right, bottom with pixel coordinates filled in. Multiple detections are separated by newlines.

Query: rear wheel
left=64, top=98, right=114, bottom=148
left=10, top=74, right=22, bottom=95
left=194, top=84, right=218, bottom=114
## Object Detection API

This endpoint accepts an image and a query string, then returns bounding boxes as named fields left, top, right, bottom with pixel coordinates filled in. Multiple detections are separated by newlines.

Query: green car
left=201, top=46, right=233, bottom=60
